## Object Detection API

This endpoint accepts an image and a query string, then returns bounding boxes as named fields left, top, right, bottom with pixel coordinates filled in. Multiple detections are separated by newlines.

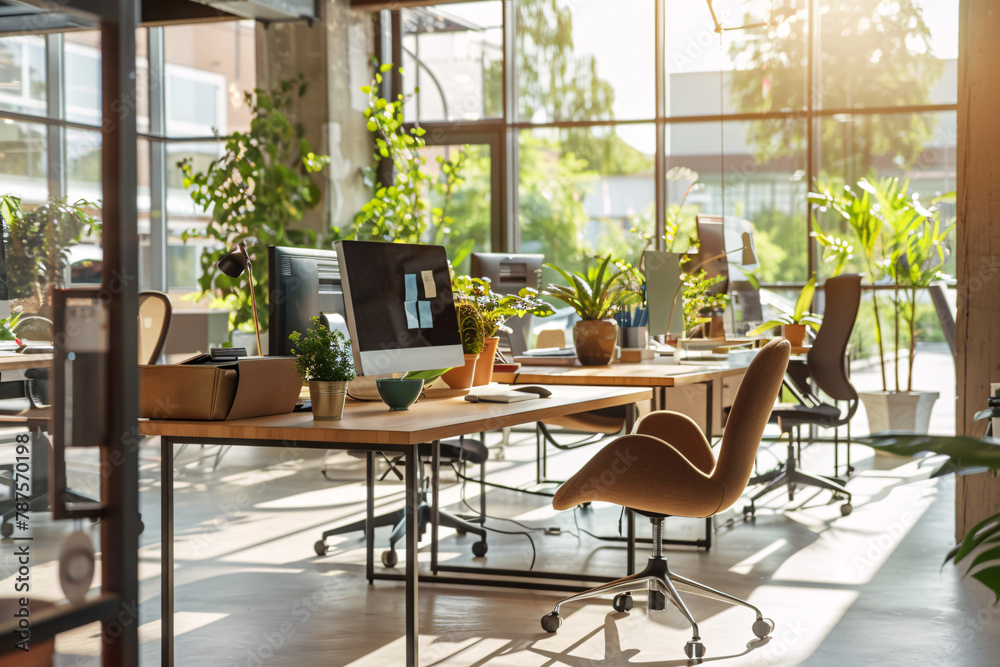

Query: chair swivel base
left=744, top=441, right=852, bottom=519
left=540, top=555, right=774, bottom=661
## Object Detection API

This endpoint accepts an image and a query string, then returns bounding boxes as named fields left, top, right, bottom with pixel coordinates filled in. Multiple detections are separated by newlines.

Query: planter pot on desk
left=781, top=324, right=807, bottom=347
left=309, top=380, right=348, bottom=421
left=442, top=354, right=478, bottom=389
left=573, top=319, right=618, bottom=366
left=859, top=390, right=939, bottom=434
left=473, top=337, right=499, bottom=387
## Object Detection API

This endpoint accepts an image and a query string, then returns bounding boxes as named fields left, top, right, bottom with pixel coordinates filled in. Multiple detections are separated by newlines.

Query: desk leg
left=366, top=451, right=374, bottom=585
left=404, top=449, right=420, bottom=667
left=431, top=440, right=440, bottom=575
left=704, top=380, right=715, bottom=441
left=627, top=509, right=636, bottom=575
left=161, top=438, right=174, bottom=667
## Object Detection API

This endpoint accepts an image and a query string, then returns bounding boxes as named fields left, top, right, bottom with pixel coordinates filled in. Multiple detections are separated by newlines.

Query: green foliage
left=0, top=194, right=101, bottom=305
left=452, top=275, right=554, bottom=338
left=544, top=255, right=638, bottom=321
left=749, top=276, right=822, bottom=335
left=288, top=316, right=356, bottom=383
left=454, top=301, right=486, bottom=355
left=680, top=269, right=730, bottom=335
left=861, top=432, right=1000, bottom=602
left=0, top=312, right=21, bottom=342
left=178, top=77, right=330, bottom=335
left=352, top=64, right=468, bottom=251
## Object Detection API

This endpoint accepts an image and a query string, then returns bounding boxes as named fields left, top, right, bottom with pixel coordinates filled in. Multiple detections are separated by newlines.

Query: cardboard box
left=140, top=357, right=302, bottom=420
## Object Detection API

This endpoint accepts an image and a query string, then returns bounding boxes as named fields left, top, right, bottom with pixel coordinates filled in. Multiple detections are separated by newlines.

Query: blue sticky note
left=404, top=274, right=418, bottom=302
left=419, top=300, right=433, bottom=328
left=404, top=301, right=420, bottom=329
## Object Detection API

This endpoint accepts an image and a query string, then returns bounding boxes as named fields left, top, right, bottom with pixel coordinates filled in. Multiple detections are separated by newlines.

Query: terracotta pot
left=573, top=319, right=618, bottom=366
left=473, top=337, right=500, bottom=387
left=442, top=353, right=479, bottom=389
left=309, top=380, right=348, bottom=421
left=782, top=323, right=807, bottom=347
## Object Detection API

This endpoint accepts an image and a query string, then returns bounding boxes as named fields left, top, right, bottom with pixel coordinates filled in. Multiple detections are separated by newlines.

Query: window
left=0, top=35, right=46, bottom=116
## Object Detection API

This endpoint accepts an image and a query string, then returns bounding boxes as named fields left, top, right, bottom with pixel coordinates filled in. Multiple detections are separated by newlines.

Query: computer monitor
left=470, top=252, right=543, bottom=356
left=693, top=214, right=729, bottom=296
left=268, top=246, right=347, bottom=357
left=336, top=240, right=464, bottom=376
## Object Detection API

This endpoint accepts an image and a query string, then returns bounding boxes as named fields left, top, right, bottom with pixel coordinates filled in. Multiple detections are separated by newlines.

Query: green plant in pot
left=441, top=301, right=485, bottom=390
left=748, top=276, right=823, bottom=347
left=544, top=256, right=636, bottom=366
left=289, top=317, right=356, bottom=421
left=452, top=275, right=554, bottom=385
left=810, top=176, right=950, bottom=433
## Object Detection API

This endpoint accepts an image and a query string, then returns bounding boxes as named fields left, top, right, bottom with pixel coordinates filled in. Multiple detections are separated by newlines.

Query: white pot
left=858, top=390, right=940, bottom=434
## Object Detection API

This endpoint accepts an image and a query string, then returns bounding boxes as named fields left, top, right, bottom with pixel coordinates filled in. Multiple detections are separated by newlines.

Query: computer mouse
left=513, top=385, right=552, bottom=398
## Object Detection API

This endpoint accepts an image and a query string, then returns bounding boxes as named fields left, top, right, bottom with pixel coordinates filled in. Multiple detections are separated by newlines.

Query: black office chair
left=745, top=274, right=862, bottom=519
left=928, top=281, right=956, bottom=360
left=314, top=436, right=490, bottom=566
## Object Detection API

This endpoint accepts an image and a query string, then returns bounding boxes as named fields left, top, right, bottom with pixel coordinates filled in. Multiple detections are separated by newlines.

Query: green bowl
left=376, top=378, right=425, bottom=411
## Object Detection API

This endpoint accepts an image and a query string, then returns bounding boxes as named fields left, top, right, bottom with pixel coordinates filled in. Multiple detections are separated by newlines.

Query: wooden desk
left=0, top=352, right=52, bottom=379
left=140, top=384, right=651, bottom=667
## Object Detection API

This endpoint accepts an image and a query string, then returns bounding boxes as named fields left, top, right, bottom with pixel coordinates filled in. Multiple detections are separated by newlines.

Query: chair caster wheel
left=1, top=522, right=12, bottom=538
left=684, top=639, right=706, bottom=660
left=752, top=618, right=774, bottom=639
left=649, top=589, right=666, bottom=611
left=612, top=593, right=633, bottom=612
left=540, top=612, right=562, bottom=633
left=381, top=550, right=398, bottom=568
left=840, top=502, right=853, bottom=517
left=314, top=540, right=327, bottom=557
left=472, top=541, right=488, bottom=557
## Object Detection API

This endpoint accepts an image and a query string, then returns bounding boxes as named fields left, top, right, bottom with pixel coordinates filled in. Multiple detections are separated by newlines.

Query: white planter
left=231, top=330, right=268, bottom=356
left=858, top=390, right=940, bottom=434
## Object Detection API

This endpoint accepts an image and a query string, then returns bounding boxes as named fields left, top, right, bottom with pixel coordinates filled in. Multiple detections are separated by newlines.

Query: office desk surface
left=494, top=358, right=749, bottom=387
left=139, top=384, right=652, bottom=446
left=0, top=352, right=52, bottom=372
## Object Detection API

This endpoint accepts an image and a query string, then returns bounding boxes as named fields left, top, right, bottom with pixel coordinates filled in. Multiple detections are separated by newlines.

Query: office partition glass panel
left=665, top=0, right=807, bottom=117
left=518, top=124, right=655, bottom=282
left=402, top=1, right=503, bottom=122
left=0, top=35, right=46, bottom=116
left=421, top=143, right=492, bottom=275
left=163, top=21, right=256, bottom=137
left=818, top=0, right=956, bottom=110
left=515, top=0, right=655, bottom=123
left=164, top=142, right=225, bottom=292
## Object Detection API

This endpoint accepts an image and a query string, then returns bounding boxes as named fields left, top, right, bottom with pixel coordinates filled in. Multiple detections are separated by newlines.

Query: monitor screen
left=268, top=246, right=346, bottom=357
left=336, top=240, right=463, bottom=376
left=693, top=215, right=729, bottom=297
left=470, top=252, right=543, bottom=356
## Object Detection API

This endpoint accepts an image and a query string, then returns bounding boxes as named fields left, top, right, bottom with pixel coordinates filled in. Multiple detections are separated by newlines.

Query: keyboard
left=464, top=390, right=536, bottom=404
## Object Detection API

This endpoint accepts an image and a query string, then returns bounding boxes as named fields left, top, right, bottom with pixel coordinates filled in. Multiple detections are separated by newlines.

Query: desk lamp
left=667, top=231, right=758, bottom=340
left=217, top=241, right=262, bottom=356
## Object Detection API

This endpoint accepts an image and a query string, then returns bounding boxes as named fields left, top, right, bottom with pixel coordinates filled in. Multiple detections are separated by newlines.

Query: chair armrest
left=634, top=411, right=715, bottom=474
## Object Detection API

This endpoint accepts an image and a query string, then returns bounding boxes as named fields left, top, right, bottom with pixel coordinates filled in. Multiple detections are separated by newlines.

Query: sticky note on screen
left=405, top=274, right=418, bottom=302
left=404, top=301, right=420, bottom=329
left=421, top=270, right=437, bottom=299
left=419, top=301, right=433, bottom=328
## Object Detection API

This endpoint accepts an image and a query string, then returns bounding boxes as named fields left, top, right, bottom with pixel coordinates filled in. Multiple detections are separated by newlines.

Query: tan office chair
left=138, top=290, right=172, bottom=365
left=540, top=338, right=790, bottom=660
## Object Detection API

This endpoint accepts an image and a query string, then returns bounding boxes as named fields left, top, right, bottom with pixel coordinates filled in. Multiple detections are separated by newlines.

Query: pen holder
left=621, top=326, right=648, bottom=350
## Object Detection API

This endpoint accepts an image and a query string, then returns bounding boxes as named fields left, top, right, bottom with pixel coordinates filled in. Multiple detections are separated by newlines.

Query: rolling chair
left=138, top=290, right=172, bottom=365
left=539, top=339, right=791, bottom=660
left=314, top=436, right=490, bottom=565
left=746, top=274, right=861, bottom=519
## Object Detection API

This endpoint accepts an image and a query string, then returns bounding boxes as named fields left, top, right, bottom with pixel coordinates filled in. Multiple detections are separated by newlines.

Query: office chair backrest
left=928, top=281, right=957, bottom=359
left=806, top=274, right=861, bottom=402
left=712, top=338, right=790, bottom=510
left=138, top=291, right=172, bottom=365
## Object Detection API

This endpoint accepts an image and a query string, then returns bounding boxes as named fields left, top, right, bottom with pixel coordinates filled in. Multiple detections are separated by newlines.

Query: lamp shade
left=740, top=232, right=759, bottom=268
left=218, top=244, right=250, bottom=278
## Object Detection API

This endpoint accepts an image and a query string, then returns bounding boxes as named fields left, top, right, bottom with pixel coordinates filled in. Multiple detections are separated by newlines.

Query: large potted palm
left=544, top=256, right=637, bottom=366
left=810, top=177, right=950, bottom=433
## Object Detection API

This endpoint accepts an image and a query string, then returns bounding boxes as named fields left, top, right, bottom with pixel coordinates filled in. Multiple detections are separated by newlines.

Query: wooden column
left=955, top=0, right=1000, bottom=540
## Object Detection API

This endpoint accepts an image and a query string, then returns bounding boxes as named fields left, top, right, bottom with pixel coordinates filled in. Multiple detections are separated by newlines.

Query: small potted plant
left=452, top=275, right=554, bottom=385
left=289, top=316, right=356, bottom=421
left=748, top=276, right=823, bottom=347
left=544, top=256, right=637, bottom=366
left=441, top=301, right=485, bottom=389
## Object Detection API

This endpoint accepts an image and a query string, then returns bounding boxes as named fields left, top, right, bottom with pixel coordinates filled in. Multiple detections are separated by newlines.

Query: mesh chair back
left=711, top=338, right=790, bottom=510
left=806, top=274, right=861, bottom=402
left=138, top=291, right=172, bottom=365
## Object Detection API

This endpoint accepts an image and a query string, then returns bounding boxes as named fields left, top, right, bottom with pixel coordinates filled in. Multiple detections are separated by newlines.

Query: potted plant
left=748, top=276, right=823, bottom=347
left=810, top=176, right=950, bottom=433
left=452, top=275, right=554, bottom=385
left=441, top=301, right=485, bottom=389
left=544, top=256, right=637, bottom=366
left=289, top=316, right=356, bottom=421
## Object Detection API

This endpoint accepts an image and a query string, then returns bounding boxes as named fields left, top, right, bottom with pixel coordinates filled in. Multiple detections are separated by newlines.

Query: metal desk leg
left=366, top=451, right=375, bottom=584
left=627, top=509, right=636, bottom=575
left=404, top=449, right=420, bottom=667
left=161, top=438, right=174, bottom=667
left=431, top=440, right=440, bottom=575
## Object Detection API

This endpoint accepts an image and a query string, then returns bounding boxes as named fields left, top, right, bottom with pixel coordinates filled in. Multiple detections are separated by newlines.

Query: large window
left=390, top=0, right=957, bottom=286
